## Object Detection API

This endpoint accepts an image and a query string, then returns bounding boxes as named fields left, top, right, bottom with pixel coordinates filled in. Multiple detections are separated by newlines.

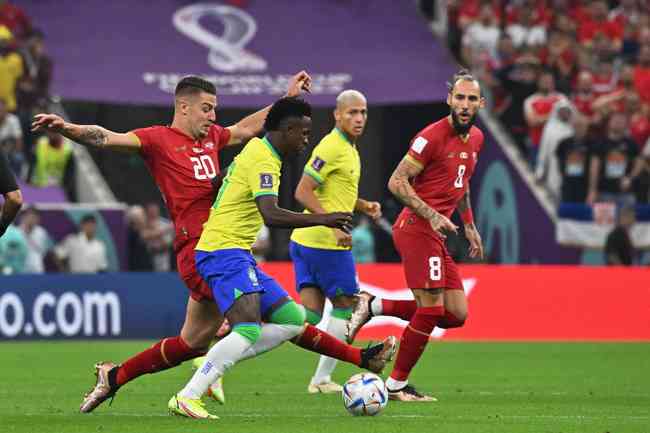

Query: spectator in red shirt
left=572, top=70, right=598, bottom=126
left=525, top=71, right=568, bottom=164
left=634, top=44, right=650, bottom=104
left=577, top=0, right=623, bottom=51
left=609, top=0, right=641, bottom=29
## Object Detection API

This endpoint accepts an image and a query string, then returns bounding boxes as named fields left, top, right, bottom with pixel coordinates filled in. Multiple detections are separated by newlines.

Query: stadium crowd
left=0, top=1, right=70, bottom=189
left=447, top=0, right=650, bottom=207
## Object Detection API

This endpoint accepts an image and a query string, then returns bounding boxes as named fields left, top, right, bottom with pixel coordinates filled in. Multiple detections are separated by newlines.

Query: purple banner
left=472, top=120, right=581, bottom=264
left=23, top=1, right=457, bottom=107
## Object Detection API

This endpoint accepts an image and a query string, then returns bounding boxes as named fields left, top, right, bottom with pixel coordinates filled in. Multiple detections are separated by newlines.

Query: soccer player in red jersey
left=347, top=70, right=486, bottom=401
left=31, top=72, right=312, bottom=411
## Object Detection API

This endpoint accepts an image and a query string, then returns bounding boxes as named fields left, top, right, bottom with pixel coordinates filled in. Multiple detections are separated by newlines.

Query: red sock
left=116, top=336, right=205, bottom=387
left=293, top=324, right=361, bottom=366
left=390, top=306, right=444, bottom=382
left=437, top=311, right=466, bottom=329
left=381, top=299, right=417, bottom=321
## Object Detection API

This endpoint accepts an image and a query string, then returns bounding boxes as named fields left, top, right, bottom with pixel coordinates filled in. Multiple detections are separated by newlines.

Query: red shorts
left=176, top=239, right=214, bottom=302
left=392, top=226, right=463, bottom=291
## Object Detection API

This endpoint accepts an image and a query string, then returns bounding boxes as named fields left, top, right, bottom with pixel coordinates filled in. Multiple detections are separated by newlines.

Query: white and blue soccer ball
left=342, top=372, right=388, bottom=416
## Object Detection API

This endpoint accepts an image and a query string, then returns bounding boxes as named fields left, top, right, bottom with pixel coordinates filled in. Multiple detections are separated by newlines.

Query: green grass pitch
left=1, top=341, right=648, bottom=433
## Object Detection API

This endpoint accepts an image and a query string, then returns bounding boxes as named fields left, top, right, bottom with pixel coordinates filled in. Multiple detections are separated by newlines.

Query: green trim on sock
left=331, top=307, right=352, bottom=320
left=270, top=301, right=306, bottom=326
left=304, top=307, right=323, bottom=325
left=232, top=323, right=262, bottom=344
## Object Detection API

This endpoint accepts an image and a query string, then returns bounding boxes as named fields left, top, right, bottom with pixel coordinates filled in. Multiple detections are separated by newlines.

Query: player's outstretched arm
left=355, top=198, right=382, bottom=220
left=32, top=114, right=141, bottom=153
left=388, top=156, right=457, bottom=239
left=225, top=71, right=312, bottom=146
left=255, top=195, right=352, bottom=232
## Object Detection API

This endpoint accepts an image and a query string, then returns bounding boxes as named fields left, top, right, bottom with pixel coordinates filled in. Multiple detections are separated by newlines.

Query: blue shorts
left=289, top=241, right=359, bottom=300
left=195, top=249, right=289, bottom=316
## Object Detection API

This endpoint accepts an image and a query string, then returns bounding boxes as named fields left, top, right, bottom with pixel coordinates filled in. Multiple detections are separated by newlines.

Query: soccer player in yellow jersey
left=289, top=90, right=382, bottom=394
left=169, top=97, right=396, bottom=419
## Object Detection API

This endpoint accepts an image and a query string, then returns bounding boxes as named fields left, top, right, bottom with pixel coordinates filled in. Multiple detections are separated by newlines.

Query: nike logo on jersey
left=205, top=142, right=215, bottom=149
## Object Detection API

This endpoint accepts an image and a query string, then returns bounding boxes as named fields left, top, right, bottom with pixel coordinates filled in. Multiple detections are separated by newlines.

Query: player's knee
left=271, top=301, right=308, bottom=327
left=232, top=323, right=262, bottom=344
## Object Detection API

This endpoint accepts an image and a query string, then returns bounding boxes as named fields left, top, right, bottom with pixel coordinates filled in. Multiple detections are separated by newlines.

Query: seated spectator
left=572, top=70, right=598, bottom=127
left=587, top=112, right=639, bottom=206
left=351, top=216, right=375, bottom=263
left=0, top=222, right=26, bottom=274
left=625, top=93, right=650, bottom=150
left=30, top=130, right=72, bottom=187
left=141, top=202, right=173, bottom=272
left=577, top=0, right=623, bottom=52
left=461, top=3, right=500, bottom=68
left=18, top=206, right=52, bottom=273
left=0, top=25, right=23, bottom=113
left=506, top=8, right=547, bottom=48
left=524, top=71, right=568, bottom=164
left=0, top=1, right=32, bottom=42
left=536, top=100, right=576, bottom=201
left=54, top=214, right=108, bottom=273
left=0, top=97, right=23, bottom=177
left=620, top=137, right=650, bottom=203
left=556, top=120, right=592, bottom=202
left=126, top=205, right=152, bottom=271
left=604, top=205, right=636, bottom=265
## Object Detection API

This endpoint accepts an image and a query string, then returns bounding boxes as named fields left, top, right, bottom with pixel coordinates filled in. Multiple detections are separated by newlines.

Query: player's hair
left=175, top=76, right=216, bottom=97
left=447, top=69, right=482, bottom=96
left=264, top=97, right=312, bottom=131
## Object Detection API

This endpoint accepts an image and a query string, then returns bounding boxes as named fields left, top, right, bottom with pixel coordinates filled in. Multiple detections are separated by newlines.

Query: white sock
left=311, top=316, right=346, bottom=385
left=370, top=296, right=383, bottom=316
left=385, top=377, right=408, bottom=391
left=240, top=323, right=303, bottom=360
left=179, top=332, right=252, bottom=399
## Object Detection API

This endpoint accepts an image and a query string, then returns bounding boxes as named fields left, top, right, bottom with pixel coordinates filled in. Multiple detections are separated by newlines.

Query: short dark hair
left=175, top=76, right=216, bottom=97
left=263, top=97, right=312, bottom=131
left=80, top=214, right=97, bottom=224
left=447, top=69, right=481, bottom=96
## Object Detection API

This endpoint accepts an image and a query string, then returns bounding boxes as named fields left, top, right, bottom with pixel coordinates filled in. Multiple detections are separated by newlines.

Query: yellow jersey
left=291, top=128, right=361, bottom=250
left=196, top=136, right=281, bottom=252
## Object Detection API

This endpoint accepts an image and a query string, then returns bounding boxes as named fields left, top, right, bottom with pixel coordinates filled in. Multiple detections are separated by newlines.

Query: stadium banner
left=23, top=1, right=457, bottom=107
left=556, top=203, right=650, bottom=249
left=1, top=265, right=648, bottom=341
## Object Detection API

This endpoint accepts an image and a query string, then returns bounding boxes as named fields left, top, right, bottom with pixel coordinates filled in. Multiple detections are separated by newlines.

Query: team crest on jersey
left=311, top=157, right=326, bottom=172
left=411, top=136, right=428, bottom=154
left=248, top=266, right=259, bottom=286
left=460, top=152, right=468, bottom=159
left=193, top=147, right=204, bottom=153
left=205, top=142, right=215, bottom=150
left=260, top=173, right=273, bottom=189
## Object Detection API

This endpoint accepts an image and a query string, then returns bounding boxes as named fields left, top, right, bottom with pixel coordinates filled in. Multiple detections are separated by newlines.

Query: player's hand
left=320, top=212, right=353, bottom=233
left=286, top=70, right=312, bottom=97
left=464, top=223, right=484, bottom=259
left=363, top=201, right=382, bottom=221
left=334, top=228, right=353, bottom=248
left=428, top=212, right=457, bottom=240
left=32, top=113, right=66, bottom=133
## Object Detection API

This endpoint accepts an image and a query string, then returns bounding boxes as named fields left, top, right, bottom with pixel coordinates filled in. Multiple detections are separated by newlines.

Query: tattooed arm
left=457, top=187, right=484, bottom=258
left=388, top=156, right=457, bottom=238
left=32, top=113, right=141, bottom=153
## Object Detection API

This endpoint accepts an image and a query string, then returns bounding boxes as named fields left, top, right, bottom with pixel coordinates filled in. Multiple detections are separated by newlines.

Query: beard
left=451, top=110, right=476, bottom=135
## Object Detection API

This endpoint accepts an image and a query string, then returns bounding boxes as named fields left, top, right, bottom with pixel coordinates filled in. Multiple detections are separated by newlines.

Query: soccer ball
left=342, top=373, right=388, bottom=416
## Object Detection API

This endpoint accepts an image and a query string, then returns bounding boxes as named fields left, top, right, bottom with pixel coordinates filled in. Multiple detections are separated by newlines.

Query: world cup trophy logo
left=173, top=3, right=268, bottom=73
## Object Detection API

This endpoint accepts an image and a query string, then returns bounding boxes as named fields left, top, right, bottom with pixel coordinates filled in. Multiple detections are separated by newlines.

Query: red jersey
left=395, top=118, right=484, bottom=233
left=132, top=125, right=231, bottom=251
